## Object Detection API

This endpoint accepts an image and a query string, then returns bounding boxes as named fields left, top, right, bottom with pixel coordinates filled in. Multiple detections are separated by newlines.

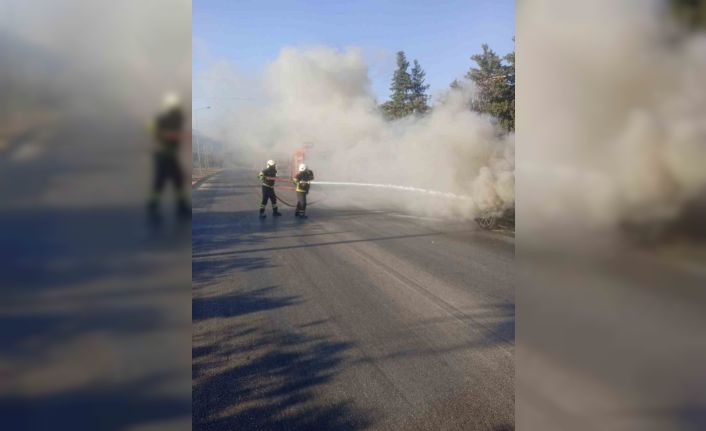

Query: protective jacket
left=294, top=170, right=314, bottom=193
left=153, top=108, right=184, bottom=156
left=259, top=166, right=277, bottom=187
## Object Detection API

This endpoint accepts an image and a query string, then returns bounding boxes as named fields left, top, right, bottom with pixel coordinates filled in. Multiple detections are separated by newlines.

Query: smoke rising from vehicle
left=519, top=0, right=706, bottom=240
left=517, top=3, right=706, bottom=430
left=199, top=46, right=514, bottom=219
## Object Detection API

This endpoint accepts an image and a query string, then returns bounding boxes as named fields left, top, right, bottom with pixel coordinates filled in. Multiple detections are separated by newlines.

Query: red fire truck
left=291, top=148, right=306, bottom=178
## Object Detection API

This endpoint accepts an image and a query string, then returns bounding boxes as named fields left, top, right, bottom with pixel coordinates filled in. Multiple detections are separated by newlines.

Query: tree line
left=380, top=41, right=515, bottom=132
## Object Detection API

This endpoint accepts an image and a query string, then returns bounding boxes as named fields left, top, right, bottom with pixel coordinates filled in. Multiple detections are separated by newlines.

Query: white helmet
left=298, top=163, right=307, bottom=172
left=266, top=159, right=276, bottom=167
left=161, top=92, right=180, bottom=111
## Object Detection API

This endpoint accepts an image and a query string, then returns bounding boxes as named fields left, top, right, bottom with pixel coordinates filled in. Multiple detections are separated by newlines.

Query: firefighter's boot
left=177, top=199, right=191, bottom=221
left=147, top=199, right=162, bottom=226
left=273, top=207, right=282, bottom=217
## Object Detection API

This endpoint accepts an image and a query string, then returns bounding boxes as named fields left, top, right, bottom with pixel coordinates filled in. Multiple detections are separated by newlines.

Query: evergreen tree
left=466, top=43, right=515, bottom=132
left=670, top=0, right=706, bottom=31
left=382, top=51, right=413, bottom=119
left=502, top=48, right=515, bottom=131
left=410, top=59, right=430, bottom=114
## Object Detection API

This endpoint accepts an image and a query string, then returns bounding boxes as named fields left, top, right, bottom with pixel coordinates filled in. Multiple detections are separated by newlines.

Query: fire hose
left=261, top=178, right=323, bottom=207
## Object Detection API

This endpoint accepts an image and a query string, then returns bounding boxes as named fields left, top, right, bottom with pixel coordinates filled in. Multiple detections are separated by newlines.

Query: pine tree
left=502, top=48, right=515, bottom=131
left=670, top=0, right=706, bottom=31
left=410, top=59, right=430, bottom=114
left=382, top=51, right=414, bottom=119
left=466, top=43, right=515, bottom=132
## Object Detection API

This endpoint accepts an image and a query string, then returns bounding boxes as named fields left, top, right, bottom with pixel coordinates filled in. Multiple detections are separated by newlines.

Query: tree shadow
left=192, top=286, right=301, bottom=322
left=0, top=306, right=165, bottom=355
left=1, top=205, right=190, bottom=292
left=0, top=204, right=192, bottom=430
left=192, top=210, right=290, bottom=254
left=0, top=373, right=190, bottom=431
left=192, top=282, right=374, bottom=431
left=192, top=255, right=276, bottom=287
left=193, top=324, right=373, bottom=431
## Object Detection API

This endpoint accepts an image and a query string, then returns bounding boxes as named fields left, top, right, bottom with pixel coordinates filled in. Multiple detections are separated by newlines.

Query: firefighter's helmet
left=267, top=160, right=276, bottom=167
left=162, top=92, right=180, bottom=111
left=299, top=163, right=307, bottom=172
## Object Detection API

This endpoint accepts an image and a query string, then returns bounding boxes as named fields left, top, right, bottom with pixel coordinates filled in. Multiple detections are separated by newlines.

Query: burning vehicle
left=475, top=206, right=515, bottom=230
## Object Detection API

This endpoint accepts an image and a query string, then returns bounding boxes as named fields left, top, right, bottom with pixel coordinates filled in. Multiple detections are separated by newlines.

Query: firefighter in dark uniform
left=148, top=92, right=189, bottom=223
left=258, top=160, right=282, bottom=218
left=293, top=163, right=314, bottom=218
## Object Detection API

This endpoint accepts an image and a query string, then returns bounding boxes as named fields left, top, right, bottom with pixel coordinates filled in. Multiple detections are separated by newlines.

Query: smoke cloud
left=519, top=0, right=706, bottom=239
left=199, top=46, right=514, bottom=219
left=517, top=3, right=706, bottom=430
left=0, top=0, right=191, bottom=119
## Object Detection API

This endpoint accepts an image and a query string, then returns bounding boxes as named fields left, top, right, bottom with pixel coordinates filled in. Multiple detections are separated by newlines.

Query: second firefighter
left=293, top=163, right=314, bottom=218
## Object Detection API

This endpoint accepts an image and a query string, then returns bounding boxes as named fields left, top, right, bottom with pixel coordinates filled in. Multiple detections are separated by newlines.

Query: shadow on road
left=192, top=286, right=301, bottom=321
left=192, top=210, right=288, bottom=253
left=0, top=306, right=165, bottom=355
left=0, top=374, right=190, bottom=431
left=192, top=193, right=374, bottom=429
left=191, top=171, right=513, bottom=430
left=192, top=255, right=276, bottom=287
left=192, top=286, right=374, bottom=431
left=2, top=206, right=189, bottom=291
left=0, top=205, right=192, bottom=430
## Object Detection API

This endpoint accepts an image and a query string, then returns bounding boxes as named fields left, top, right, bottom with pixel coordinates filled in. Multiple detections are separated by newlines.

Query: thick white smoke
left=1, top=0, right=191, bottom=118
left=519, top=0, right=706, bottom=236
left=201, top=46, right=514, bottom=219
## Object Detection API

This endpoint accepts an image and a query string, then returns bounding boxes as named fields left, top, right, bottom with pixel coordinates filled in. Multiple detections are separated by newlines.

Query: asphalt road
left=0, top=113, right=192, bottom=430
left=192, top=169, right=515, bottom=431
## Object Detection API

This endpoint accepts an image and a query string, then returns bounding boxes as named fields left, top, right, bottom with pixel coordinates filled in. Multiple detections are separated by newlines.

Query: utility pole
left=193, top=106, right=211, bottom=175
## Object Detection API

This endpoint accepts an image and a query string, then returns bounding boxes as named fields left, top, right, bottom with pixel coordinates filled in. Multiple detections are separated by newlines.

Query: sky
left=193, top=0, right=514, bottom=110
